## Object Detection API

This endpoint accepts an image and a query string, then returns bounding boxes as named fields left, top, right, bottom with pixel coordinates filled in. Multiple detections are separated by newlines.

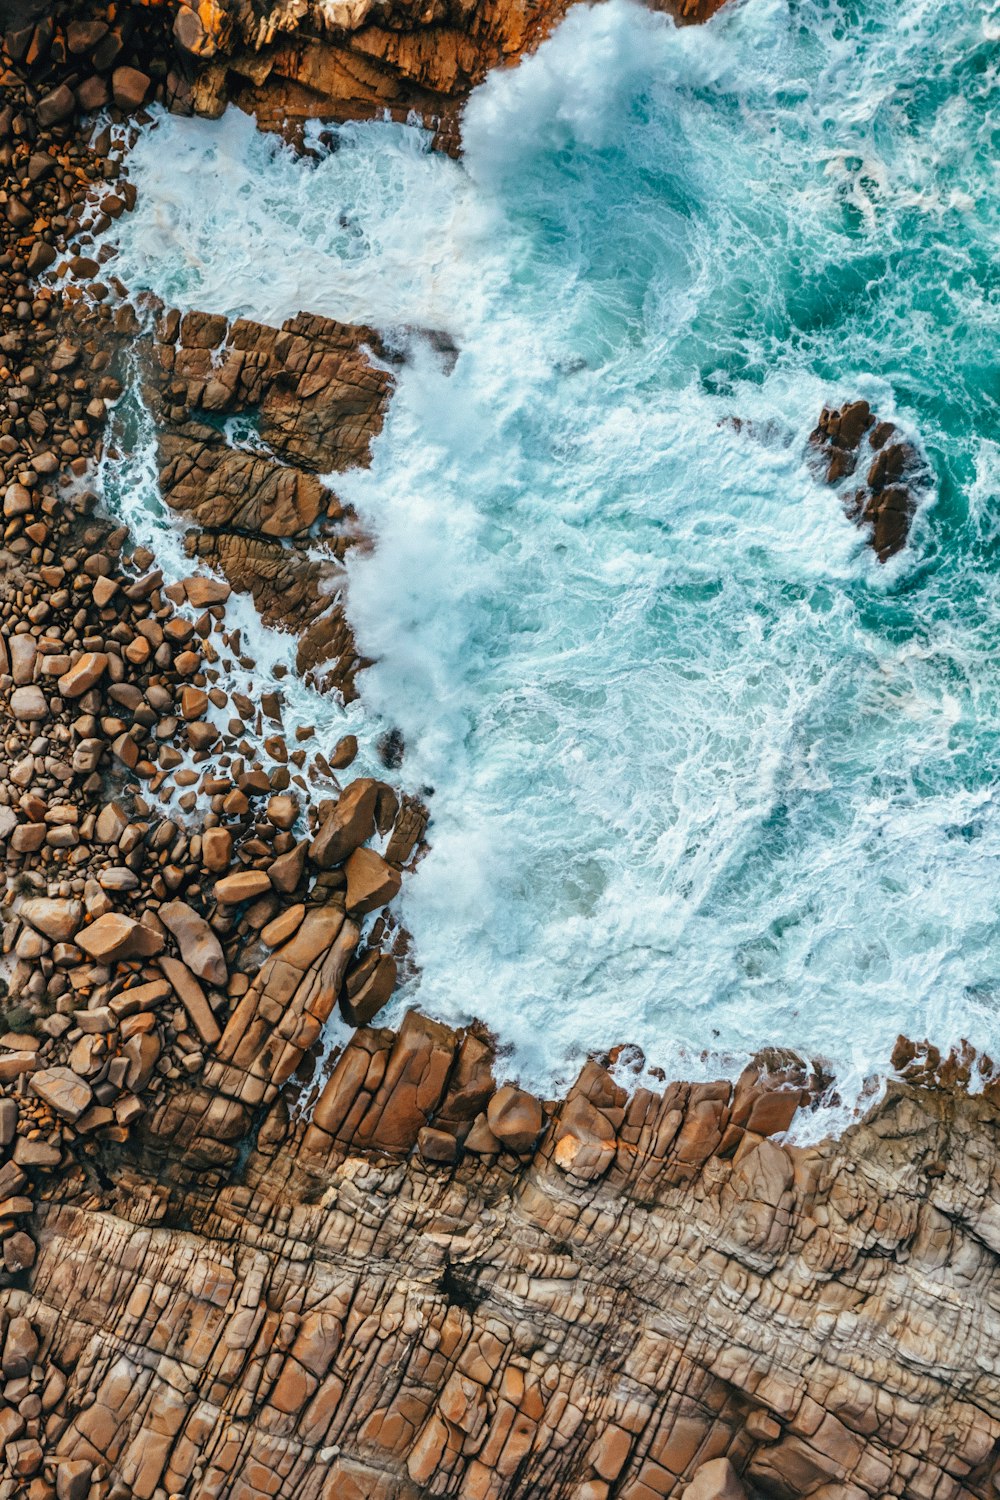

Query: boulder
left=684, top=1458, right=747, bottom=1500
left=30, top=1067, right=93, bottom=1123
left=487, top=1086, right=544, bottom=1153
left=309, top=779, right=378, bottom=868
left=344, top=847, right=401, bottom=915
left=159, top=900, right=227, bottom=986
left=111, top=65, right=150, bottom=109
left=76, top=913, right=165, bottom=962
left=10, top=685, right=48, bottom=720
left=19, top=897, right=82, bottom=942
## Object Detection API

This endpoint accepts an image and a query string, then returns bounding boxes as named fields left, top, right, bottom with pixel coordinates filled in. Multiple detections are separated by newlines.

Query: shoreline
left=0, top=1, right=998, bottom=1496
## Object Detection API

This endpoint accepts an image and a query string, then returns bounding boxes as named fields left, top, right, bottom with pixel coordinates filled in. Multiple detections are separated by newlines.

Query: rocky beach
left=0, top=0, right=998, bottom=1496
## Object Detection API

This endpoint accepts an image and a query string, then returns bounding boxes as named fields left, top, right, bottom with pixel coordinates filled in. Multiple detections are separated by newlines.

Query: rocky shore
left=0, top=2, right=996, bottom=1498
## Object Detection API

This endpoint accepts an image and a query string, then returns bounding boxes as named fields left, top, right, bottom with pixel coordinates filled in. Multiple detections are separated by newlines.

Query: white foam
left=97, top=0, right=1000, bottom=1133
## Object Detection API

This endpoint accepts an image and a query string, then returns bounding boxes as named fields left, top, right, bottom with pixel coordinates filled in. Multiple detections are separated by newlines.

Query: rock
left=29, top=1067, right=93, bottom=1123
left=267, top=793, right=299, bottom=830
left=56, top=1461, right=94, bottom=1500
left=341, top=953, right=397, bottom=1026
left=56, top=650, right=108, bottom=697
left=215, top=870, right=273, bottom=903
left=158, top=955, right=222, bottom=1047
left=331, top=734, right=359, bottom=769
left=684, top=1458, right=747, bottom=1500
left=1, top=1317, right=37, bottom=1377
left=10, top=685, right=48, bottom=719
left=202, top=826, right=233, bottom=871
left=36, top=84, right=74, bottom=126
left=344, top=846, right=402, bottom=915
left=159, top=900, right=228, bottom=986
left=3, top=1231, right=36, bottom=1273
left=309, top=780, right=378, bottom=868
left=268, top=839, right=307, bottom=894
left=487, top=1085, right=544, bottom=1152
left=19, top=897, right=82, bottom=942
left=111, top=65, right=150, bottom=109
left=76, top=913, right=165, bottom=962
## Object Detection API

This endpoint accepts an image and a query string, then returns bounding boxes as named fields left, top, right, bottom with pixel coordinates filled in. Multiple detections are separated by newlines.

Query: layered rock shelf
left=0, top=2, right=995, bottom=1499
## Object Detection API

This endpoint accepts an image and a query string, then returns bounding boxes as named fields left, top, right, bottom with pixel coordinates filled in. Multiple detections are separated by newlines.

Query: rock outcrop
left=810, top=399, right=928, bottom=561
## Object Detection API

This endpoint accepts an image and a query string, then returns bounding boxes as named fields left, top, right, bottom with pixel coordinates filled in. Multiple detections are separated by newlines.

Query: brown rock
left=3, top=1231, right=36, bottom=1273
left=684, top=1458, right=747, bottom=1500
left=158, top=955, right=222, bottom=1047
left=202, top=826, right=233, bottom=871
left=10, top=685, right=48, bottom=720
left=76, top=913, right=165, bottom=962
left=30, top=1067, right=93, bottom=1123
left=344, top=847, right=402, bottom=915
left=309, top=780, right=378, bottom=868
left=56, top=651, right=108, bottom=698
left=487, top=1085, right=544, bottom=1153
left=159, top=900, right=228, bottom=986
left=215, top=870, right=273, bottom=903
left=19, top=897, right=82, bottom=942
left=111, top=65, right=150, bottom=109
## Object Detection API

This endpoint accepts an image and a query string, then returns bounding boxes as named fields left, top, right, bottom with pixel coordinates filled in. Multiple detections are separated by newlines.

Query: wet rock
left=215, top=869, right=273, bottom=903
left=309, top=779, right=379, bottom=868
left=344, top=846, right=402, bottom=915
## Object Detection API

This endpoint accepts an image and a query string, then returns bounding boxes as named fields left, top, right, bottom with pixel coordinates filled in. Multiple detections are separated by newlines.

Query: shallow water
left=99, top=0, right=1000, bottom=1129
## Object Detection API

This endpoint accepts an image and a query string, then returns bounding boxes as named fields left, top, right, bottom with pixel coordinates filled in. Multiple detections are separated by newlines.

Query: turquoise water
left=102, top=0, right=1000, bottom=1125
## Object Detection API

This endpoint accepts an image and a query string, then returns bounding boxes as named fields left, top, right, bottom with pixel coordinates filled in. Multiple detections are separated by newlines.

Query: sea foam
left=99, top=0, right=1000, bottom=1134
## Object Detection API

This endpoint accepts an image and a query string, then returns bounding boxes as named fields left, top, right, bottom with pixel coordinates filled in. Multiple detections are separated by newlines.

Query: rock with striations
left=159, top=900, right=227, bottom=986
left=29, top=1068, right=93, bottom=1124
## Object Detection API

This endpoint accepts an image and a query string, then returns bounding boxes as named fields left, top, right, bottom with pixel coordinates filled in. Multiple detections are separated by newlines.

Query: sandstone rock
left=3, top=1231, right=36, bottom=1273
left=76, top=913, right=165, bottom=962
left=158, top=955, right=222, bottom=1047
left=684, top=1458, right=747, bottom=1500
left=309, top=780, right=378, bottom=868
left=215, top=870, right=272, bottom=903
left=487, top=1085, right=544, bottom=1152
left=19, top=897, right=82, bottom=942
left=112, top=65, right=150, bottom=108
left=56, top=1461, right=93, bottom=1500
left=344, top=846, right=402, bottom=915
left=159, top=900, right=228, bottom=986
left=30, top=1067, right=92, bottom=1123
left=202, top=826, right=233, bottom=871
left=56, top=650, right=108, bottom=697
left=10, top=684, right=47, bottom=719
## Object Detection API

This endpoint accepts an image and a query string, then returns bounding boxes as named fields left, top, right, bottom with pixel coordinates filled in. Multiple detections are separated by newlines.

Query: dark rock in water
left=810, top=399, right=927, bottom=561
left=378, top=726, right=405, bottom=769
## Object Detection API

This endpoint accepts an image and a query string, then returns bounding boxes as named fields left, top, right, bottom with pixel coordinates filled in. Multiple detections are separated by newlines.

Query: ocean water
left=98, top=0, right=1000, bottom=1130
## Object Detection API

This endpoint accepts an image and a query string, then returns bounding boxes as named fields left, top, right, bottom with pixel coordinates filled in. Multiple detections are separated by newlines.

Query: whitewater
left=96, top=0, right=1000, bottom=1128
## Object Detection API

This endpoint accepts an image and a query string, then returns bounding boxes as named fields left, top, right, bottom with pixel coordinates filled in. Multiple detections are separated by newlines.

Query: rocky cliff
left=0, top=3, right=993, bottom=1499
